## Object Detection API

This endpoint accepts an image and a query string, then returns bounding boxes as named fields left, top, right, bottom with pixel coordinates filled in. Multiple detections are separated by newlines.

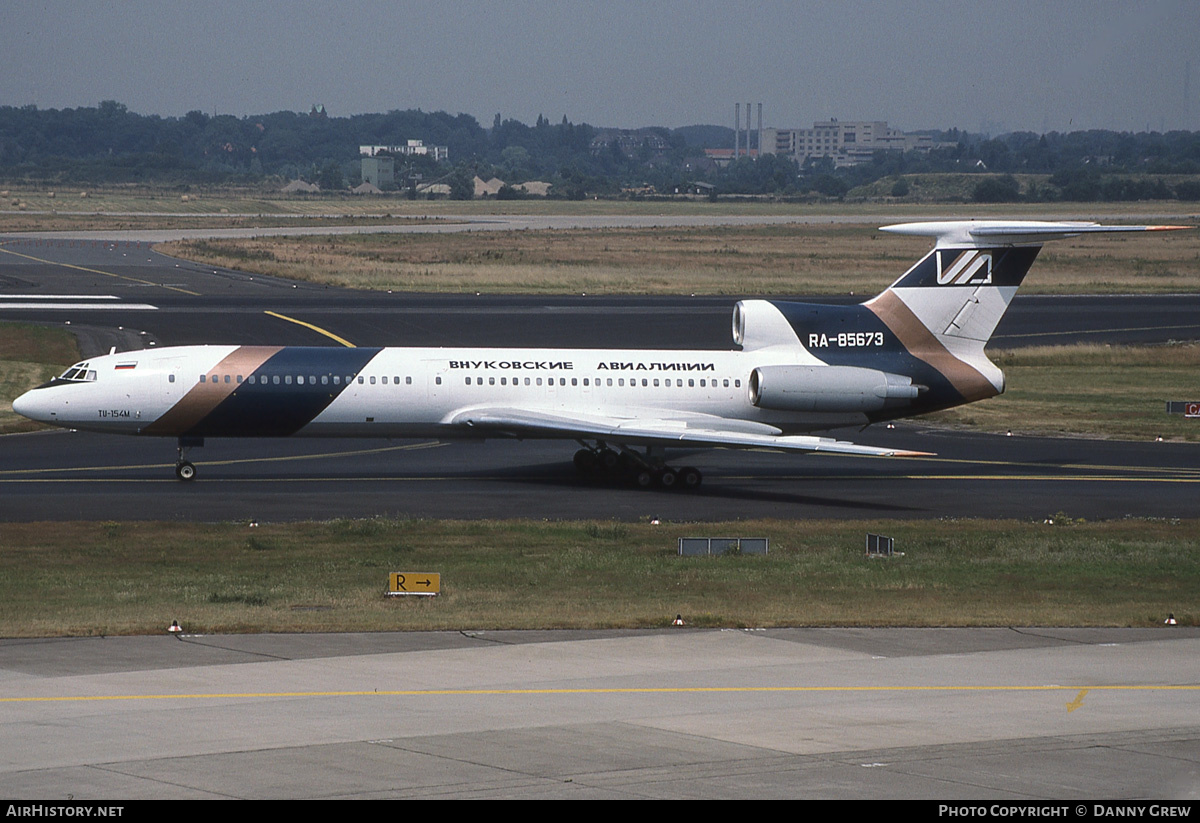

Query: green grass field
left=0, top=517, right=1195, bottom=636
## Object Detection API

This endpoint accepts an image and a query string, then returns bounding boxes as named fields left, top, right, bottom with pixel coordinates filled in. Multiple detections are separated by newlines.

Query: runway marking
left=995, top=323, right=1200, bottom=341
left=904, top=454, right=1200, bottom=477
left=4, top=683, right=1198, bottom=704
left=1067, top=689, right=1089, bottom=712
left=0, top=294, right=119, bottom=299
left=0, top=245, right=200, bottom=296
left=0, top=441, right=444, bottom=477
left=751, top=448, right=1200, bottom=478
left=264, top=310, right=356, bottom=347
left=0, top=302, right=158, bottom=310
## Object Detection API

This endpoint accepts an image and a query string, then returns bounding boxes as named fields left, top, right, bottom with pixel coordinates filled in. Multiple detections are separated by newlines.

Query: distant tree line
left=0, top=102, right=1198, bottom=201
left=0, top=101, right=488, bottom=185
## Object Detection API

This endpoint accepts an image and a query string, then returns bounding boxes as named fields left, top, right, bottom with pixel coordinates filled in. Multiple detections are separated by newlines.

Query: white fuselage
left=18, top=343, right=866, bottom=440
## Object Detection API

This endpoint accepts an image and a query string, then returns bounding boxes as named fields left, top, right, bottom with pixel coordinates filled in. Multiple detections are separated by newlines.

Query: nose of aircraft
left=12, top=388, right=50, bottom=423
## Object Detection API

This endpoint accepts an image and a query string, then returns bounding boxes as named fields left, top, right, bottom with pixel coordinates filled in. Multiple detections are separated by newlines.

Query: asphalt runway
left=2, top=425, right=1199, bottom=522
left=2, top=234, right=1199, bottom=522
left=2, top=628, right=1198, bottom=799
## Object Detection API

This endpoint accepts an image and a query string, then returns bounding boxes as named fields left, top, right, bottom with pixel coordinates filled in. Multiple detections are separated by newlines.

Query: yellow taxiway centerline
left=4, top=683, right=1199, bottom=704
left=264, top=310, right=356, bottom=347
left=0, top=441, right=445, bottom=476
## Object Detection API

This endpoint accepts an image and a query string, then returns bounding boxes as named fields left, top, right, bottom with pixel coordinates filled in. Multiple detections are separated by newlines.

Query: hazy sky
left=4, top=0, right=1198, bottom=134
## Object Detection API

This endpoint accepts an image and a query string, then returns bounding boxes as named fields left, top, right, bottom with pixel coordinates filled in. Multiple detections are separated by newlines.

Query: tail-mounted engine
left=749, top=365, right=922, bottom=413
left=733, top=300, right=805, bottom=350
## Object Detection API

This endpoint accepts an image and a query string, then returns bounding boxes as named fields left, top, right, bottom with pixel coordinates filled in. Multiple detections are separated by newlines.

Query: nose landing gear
left=175, top=436, right=203, bottom=482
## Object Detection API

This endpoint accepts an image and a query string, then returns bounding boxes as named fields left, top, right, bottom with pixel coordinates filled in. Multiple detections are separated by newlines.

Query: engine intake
left=749, top=365, right=920, bottom=413
left=732, top=300, right=803, bottom=350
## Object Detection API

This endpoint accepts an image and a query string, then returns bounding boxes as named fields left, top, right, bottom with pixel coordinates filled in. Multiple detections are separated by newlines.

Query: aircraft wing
left=445, top=406, right=932, bottom=458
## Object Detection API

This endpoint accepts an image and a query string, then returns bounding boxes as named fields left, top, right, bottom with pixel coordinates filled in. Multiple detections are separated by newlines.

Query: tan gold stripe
left=865, top=291, right=997, bottom=403
left=143, top=346, right=283, bottom=435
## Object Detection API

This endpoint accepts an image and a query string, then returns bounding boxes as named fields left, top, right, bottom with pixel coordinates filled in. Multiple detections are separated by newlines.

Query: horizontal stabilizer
left=881, top=221, right=1190, bottom=248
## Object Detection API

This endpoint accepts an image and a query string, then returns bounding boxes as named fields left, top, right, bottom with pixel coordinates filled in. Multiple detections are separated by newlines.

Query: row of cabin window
left=463, top=375, right=741, bottom=389
left=183, top=373, right=740, bottom=390
left=188, top=374, right=414, bottom=386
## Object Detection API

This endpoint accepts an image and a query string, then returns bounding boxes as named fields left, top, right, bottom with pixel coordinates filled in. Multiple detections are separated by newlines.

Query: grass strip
left=0, top=517, right=1195, bottom=636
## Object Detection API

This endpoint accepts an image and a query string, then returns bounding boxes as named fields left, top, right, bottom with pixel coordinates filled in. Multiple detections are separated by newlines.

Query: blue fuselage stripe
left=187, top=347, right=383, bottom=437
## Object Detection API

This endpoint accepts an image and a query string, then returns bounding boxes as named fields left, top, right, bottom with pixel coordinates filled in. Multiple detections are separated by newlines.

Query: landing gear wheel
left=597, top=448, right=620, bottom=472
left=657, top=469, right=678, bottom=489
left=634, top=470, right=655, bottom=489
left=678, top=467, right=703, bottom=489
left=573, top=448, right=597, bottom=473
left=175, top=461, right=196, bottom=482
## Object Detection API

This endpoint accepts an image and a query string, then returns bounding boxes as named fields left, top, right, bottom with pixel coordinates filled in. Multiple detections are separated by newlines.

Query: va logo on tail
left=936, top=249, right=992, bottom=285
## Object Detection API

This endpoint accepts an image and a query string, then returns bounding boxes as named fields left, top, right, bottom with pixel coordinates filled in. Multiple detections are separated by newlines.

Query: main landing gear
left=573, top=443, right=702, bottom=491
left=175, top=436, right=203, bottom=482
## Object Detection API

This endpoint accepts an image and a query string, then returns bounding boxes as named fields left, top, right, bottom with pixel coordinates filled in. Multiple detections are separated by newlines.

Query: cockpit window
left=57, top=363, right=97, bottom=383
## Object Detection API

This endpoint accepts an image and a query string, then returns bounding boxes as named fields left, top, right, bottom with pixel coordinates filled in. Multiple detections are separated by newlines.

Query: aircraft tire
left=176, top=461, right=196, bottom=482
left=658, top=469, right=678, bottom=489
left=678, top=467, right=703, bottom=489
left=634, top=470, right=655, bottom=489
left=573, top=448, right=596, bottom=473
left=598, top=448, right=620, bottom=472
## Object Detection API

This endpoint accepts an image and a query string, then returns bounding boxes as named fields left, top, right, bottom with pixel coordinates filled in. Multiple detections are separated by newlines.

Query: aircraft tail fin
left=857, top=220, right=1190, bottom=407
left=870, top=220, right=1190, bottom=346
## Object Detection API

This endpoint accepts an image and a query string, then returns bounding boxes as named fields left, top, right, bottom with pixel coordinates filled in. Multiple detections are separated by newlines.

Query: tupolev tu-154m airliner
left=12, top=220, right=1187, bottom=489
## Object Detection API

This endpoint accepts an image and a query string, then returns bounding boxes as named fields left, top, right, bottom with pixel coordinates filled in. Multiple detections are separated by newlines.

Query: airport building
left=360, top=140, right=451, bottom=189
left=359, top=141, right=449, bottom=162
left=361, top=155, right=394, bottom=188
left=760, top=120, right=939, bottom=168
